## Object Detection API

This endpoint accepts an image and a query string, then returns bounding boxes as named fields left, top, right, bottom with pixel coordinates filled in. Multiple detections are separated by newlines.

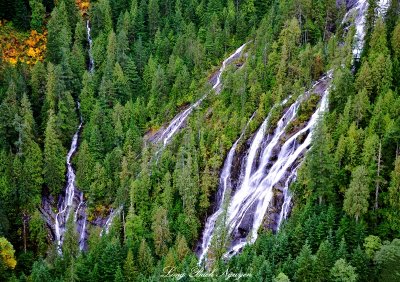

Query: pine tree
left=62, top=215, right=79, bottom=263
left=374, top=239, right=400, bottom=281
left=388, top=156, right=400, bottom=231
left=175, top=233, right=189, bottom=261
left=31, top=259, right=51, bottom=282
left=13, top=0, right=30, bottom=30
left=41, top=64, right=64, bottom=130
left=112, top=63, right=129, bottom=103
left=123, top=249, right=137, bottom=282
left=43, top=110, right=66, bottom=195
left=125, top=206, right=145, bottom=247
left=114, top=266, right=124, bottom=282
left=56, top=91, right=78, bottom=146
left=69, top=21, right=86, bottom=95
left=29, top=0, right=45, bottom=31
left=152, top=206, right=171, bottom=257
left=352, top=88, right=370, bottom=127
left=295, top=242, right=315, bottom=281
left=30, top=61, right=47, bottom=119
left=343, top=166, right=370, bottom=223
left=79, top=71, right=95, bottom=121
left=350, top=245, right=369, bottom=282
left=76, top=140, right=94, bottom=194
left=330, top=259, right=357, bottom=282
left=138, top=239, right=154, bottom=276
left=0, top=81, right=19, bottom=146
left=148, top=0, right=160, bottom=37
left=46, top=2, right=72, bottom=64
left=314, top=240, right=335, bottom=281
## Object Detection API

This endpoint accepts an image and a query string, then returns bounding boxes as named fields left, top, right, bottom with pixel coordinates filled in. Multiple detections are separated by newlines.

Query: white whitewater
left=276, top=164, right=299, bottom=230
left=54, top=114, right=84, bottom=252
left=225, top=73, right=331, bottom=258
left=342, top=0, right=389, bottom=59
left=53, top=19, right=96, bottom=252
left=101, top=206, right=123, bottom=236
left=197, top=0, right=380, bottom=262
left=156, top=43, right=247, bottom=147
left=341, top=0, right=368, bottom=59
left=86, top=20, right=94, bottom=73
left=198, top=111, right=256, bottom=263
left=197, top=75, right=331, bottom=263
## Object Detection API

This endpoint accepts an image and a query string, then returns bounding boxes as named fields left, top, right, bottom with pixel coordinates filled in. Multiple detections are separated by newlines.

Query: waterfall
left=53, top=19, right=96, bottom=252
left=156, top=43, right=247, bottom=148
left=101, top=206, right=123, bottom=236
left=341, top=0, right=368, bottom=59
left=54, top=111, right=84, bottom=252
left=342, top=0, right=388, bottom=60
left=226, top=73, right=331, bottom=258
left=86, top=20, right=94, bottom=73
left=198, top=111, right=256, bottom=264
left=197, top=72, right=332, bottom=264
left=196, top=0, right=387, bottom=262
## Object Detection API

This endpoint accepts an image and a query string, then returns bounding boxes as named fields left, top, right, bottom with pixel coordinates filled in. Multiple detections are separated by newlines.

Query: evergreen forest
left=1, top=0, right=400, bottom=281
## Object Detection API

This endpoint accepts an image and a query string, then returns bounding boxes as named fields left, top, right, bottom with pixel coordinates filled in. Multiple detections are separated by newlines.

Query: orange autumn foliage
left=76, top=0, right=90, bottom=16
left=1, top=0, right=89, bottom=66
left=1, top=23, right=47, bottom=66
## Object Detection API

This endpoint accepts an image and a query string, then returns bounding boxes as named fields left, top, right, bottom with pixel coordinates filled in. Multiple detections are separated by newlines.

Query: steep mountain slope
left=1, top=0, right=400, bottom=281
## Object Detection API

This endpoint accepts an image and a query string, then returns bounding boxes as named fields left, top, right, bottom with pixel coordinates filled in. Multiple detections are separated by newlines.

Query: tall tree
left=43, top=111, right=65, bottom=195
left=151, top=206, right=171, bottom=257
left=46, top=2, right=72, bottom=64
left=29, top=0, right=45, bottom=31
left=343, top=166, right=370, bottom=223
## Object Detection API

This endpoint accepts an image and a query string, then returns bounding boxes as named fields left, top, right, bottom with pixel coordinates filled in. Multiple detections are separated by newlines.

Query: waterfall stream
left=197, top=74, right=332, bottom=264
left=198, top=111, right=256, bottom=263
left=54, top=107, right=85, bottom=252
left=156, top=43, right=247, bottom=148
left=197, top=0, right=387, bottom=263
left=53, top=20, right=95, bottom=252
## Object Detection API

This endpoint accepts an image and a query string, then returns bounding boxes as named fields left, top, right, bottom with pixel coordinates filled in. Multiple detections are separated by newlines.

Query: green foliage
left=43, top=111, right=65, bottom=195
left=1, top=0, right=400, bottom=281
left=29, top=0, right=45, bottom=31
left=374, top=239, right=400, bottom=281
left=343, top=166, right=370, bottom=222
left=330, top=259, right=357, bottom=282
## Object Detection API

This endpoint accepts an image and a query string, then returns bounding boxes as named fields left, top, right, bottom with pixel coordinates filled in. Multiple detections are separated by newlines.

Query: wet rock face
left=40, top=195, right=57, bottom=240
left=262, top=188, right=285, bottom=232
left=337, top=0, right=358, bottom=9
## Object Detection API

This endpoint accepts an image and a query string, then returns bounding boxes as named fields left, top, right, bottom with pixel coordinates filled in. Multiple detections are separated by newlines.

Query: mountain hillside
left=1, top=0, right=400, bottom=281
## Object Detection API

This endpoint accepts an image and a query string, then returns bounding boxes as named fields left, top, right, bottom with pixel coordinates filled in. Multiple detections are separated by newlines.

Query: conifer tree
left=152, top=206, right=171, bottom=257
left=295, top=242, right=315, bottom=281
left=47, top=2, right=72, bottom=64
left=138, top=239, right=154, bottom=276
left=343, top=166, right=370, bottom=223
left=43, top=110, right=65, bottom=195
left=330, top=259, right=357, bottom=282
left=29, top=0, right=45, bottom=31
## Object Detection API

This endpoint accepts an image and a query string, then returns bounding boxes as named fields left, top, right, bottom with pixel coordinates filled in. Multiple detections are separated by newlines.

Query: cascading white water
left=342, top=0, right=389, bottom=59
left=377, top=0, right=390, bottom=16
left=225, top=74, right=331, bottom=258
left=341, top=0, right=368, bottom=59
left=54, top=115, right=83, bottom=252
left=53, top=19, right=96, bottom=252
left=156, top=43, right=247, bottom=147
left=197, top=0, right=385, bottom=262
left=86, top=20, right=94, bottom=73
left=101, top=206, right=123, bottom=236
left=198, top=112, right=256, bottom=263
left=197, top=72, right=332, bottom=264
left=276, top=164, right=299, bottom=230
